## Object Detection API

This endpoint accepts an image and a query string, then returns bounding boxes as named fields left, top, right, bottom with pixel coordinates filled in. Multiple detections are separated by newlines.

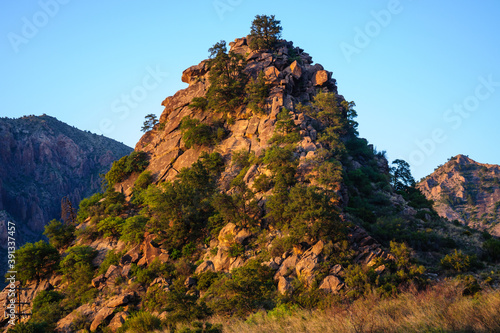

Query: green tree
left=245, top=71, right=269, bottom=114
left=143, top=153, right=223, bottom=249
left=391, top=159, right=415, bottom=192
left=206, top=41, right=247, bottom=114
left=43, top=219, right=75, bottom=250
left=212, top=179, right=261, bottom=228
left=203, top=260, right=275, bottom=316
left=59, top=245, right=97, bottom=282
left=284, top=184, right=343, bottom=242
left=141, top=113, right=158, bottom=132
left=180, top=117, right=224, bottom=148
left=249, top=15, right=282, bottom=51
left=31, top=290, right=65, bottom=330
left=12, top=241, right=59, bottom=283
left=120, top=215, right=148, bottom=244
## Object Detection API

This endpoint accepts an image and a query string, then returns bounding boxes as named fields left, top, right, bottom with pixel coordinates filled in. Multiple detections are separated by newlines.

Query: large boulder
left=264, top=66, right=281, bottom=85
left=319, top=275, right=344, bottom=294
left=218, top=222, right=252, bottom=246
left=274, top=254, right=299, bottom=280
left=138, top=234, right=162, bottom=266
left=195, top=260, right=215, bottom=274
left=108, top=312, right=128, bottom=333
left=56, top=304, right=94, bottom=333
left=181, top=60, right=209, bottom=85
left=278, top=276, right=294, bottom=295
left=295, top=255, right=320, bottom=287
left=120, top=245, right=142, bottom=265
left=105, top=292, right=134, bottom=308
left=90, top=307, right=114, bottom=332
left=212, top=247, right=232, bottom=272
left=289, top=60, right=303, bottom=80
left=312, top=70, right=330, bottom=86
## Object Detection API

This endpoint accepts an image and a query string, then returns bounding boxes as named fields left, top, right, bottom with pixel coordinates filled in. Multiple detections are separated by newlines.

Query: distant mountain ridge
left=0, top=114, right=132, bottom=248
left=418, top=154, right=500, bottom=234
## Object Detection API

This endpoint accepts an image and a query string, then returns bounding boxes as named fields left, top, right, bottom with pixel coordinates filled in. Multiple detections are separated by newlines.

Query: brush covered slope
left=418, top=154, right=500, bottom=235
left=2, top=18, right=499, bottom=333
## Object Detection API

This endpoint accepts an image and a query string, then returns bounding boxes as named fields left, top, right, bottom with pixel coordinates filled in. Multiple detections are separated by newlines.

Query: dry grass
left=203, top=281, right=500, bottom=333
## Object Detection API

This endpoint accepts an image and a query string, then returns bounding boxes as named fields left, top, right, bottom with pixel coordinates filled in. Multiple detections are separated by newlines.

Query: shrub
left=7, top=321, right=49, bottom=333
left=253, top=174, right=272, bottom=192
left=268, top=109, right=300, bottom=144
left=97, top=216, right=125, bottom=238
left=162, top=280, right=211, bottom=328
left=441, top=249, right=474, bottom=272
left=120, top=311, right=162, bottom=333
left=180, top=117, right=227, bottom=148
left=196, top=271, right=222, bottom=291
left=43, top=219, right=75, bottom=250
left=344, top=264, right=377, bottom=298
left=99, top=250, right=124, bottom=274
left=105, top=151, right=149, bottom=186
left=203, top=260, right=276, bottom=316
left=77, top=192, right=104, bottom=222
left=245, top=71, right=269, bottom=114
left=232, top=149, right=254, bottom=169
left=483, top=238, right=500, bottom=262
left=132, top=170, right=154, bottom=194
left=228, top=243, right=245, bottom=257
left=189, top=97, right=209, bottom=111
left=120, top=215, right=148, bottom=244
left=31, top=290, right=64, bottom=329
left=12, top=241, right=59, bottom=283
left=132, top=259, right=175, bottom=286
left=60, top=245, right=97, bottom=282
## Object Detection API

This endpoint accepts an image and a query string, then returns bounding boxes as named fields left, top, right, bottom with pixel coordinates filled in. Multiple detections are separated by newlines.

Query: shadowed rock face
left=0, top=115, right=132, bottom=248
left=418, top=154, right=500, bottom=234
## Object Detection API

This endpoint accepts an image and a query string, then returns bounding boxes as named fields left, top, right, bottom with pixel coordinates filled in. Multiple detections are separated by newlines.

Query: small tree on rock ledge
left=249, top=15, right=282, bottom=51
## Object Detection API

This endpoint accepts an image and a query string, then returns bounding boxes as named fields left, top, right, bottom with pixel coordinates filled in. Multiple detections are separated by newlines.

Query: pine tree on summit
left=249, top=15, right=282, bottom=51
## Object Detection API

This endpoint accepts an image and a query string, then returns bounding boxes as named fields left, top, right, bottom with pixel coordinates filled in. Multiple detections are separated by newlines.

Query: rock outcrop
left=0, top=34, right=423, bottom=332
left=418, top=155, right=500, bottom=234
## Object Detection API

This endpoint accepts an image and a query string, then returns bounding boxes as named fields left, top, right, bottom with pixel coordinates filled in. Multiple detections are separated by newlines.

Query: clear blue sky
left=1, top=1, right=499, bottom=180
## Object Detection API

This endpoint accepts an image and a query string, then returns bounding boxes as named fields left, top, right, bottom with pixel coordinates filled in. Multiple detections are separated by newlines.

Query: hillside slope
left=0, top=115, right=132, bottom=272
left=418, top=154, right=500, bottom=234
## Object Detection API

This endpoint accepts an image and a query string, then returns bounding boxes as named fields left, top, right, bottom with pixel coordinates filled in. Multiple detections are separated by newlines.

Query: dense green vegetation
left=105, top=150, right=149, bottom=187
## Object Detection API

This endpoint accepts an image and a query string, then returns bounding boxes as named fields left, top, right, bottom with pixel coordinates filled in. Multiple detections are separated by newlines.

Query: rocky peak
left=132, top=37, right=339, bottom=196
left=418, top=155, right=500, bottom=234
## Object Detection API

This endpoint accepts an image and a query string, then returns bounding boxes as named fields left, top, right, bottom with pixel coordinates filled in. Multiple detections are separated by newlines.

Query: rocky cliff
left=418, top=154, right=500, bottom=235
left=0, top=114, right=132, bottom=255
